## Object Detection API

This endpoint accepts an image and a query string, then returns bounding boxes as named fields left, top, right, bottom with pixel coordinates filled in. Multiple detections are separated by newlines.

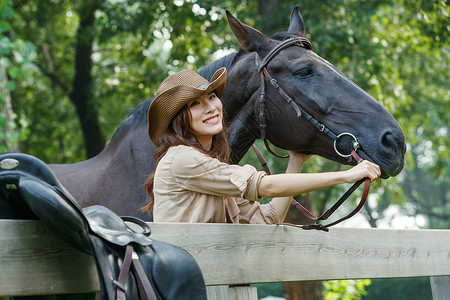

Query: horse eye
left=295, top=68, right=313, bottom=78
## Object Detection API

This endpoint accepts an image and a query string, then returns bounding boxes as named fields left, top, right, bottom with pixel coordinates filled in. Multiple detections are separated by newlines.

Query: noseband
left=253, top=37, right=371, bottom=231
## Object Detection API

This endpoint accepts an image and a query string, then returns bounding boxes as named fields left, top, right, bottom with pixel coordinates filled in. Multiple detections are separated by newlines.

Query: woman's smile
left=188, top=92, right=223, bottom=149
left=203, top=114, right=220, bottom=125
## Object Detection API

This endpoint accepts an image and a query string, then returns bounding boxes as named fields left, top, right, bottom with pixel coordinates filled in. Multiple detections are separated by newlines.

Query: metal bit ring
left=334, top=132, right=359, bottom=158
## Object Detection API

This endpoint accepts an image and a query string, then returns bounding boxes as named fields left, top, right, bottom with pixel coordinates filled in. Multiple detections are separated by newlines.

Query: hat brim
left=148, top=67, right=227, bottom=145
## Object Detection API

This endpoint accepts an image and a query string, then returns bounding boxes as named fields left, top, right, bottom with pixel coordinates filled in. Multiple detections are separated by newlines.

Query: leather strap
left=132, top=253, right=158, bottom=300
left=285, top=151, right=371, bottom=231
left=114, top=244, right=158, bottom=300
left=115, top=244, right=134, bottom=300
left=288, top=177, right=366, bottom=222
left=316, top=177, right=370, bottom=229
left=256, top=37, right=311, bottom=73
left=252, top=144, right=272, bottom=174
left=254, top=37, right=338, bottom=158
left=262, top=67, right=338, bottom=142
left=252, top=144, right=370, bottom=231
left=255, top=54, right=289, bottom=159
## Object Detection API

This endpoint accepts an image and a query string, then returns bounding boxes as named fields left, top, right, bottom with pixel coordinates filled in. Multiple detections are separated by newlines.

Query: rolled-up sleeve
left=169, top=146, right=266, bottom=202
left=226, top=197, right=280, bottom=224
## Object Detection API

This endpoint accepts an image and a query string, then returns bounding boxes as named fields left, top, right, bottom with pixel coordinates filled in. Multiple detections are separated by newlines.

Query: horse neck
left=221, top=53, right=261, bottom=163
left=49, top=153, right=106, bottom=207
left=50, top=124, right=154, bottom=211
left=102, top=125, right=155, bottom=176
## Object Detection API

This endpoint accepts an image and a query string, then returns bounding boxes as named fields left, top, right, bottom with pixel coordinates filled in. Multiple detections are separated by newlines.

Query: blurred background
left=1, top=0, right=448, bottom=299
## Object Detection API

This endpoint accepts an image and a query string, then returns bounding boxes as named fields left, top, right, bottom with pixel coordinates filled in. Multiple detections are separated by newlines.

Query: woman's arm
left=260, top=153, right=381, bottom=222
left=258, top=157, right=381, bottom=199
left=267, top=151, right=311, bottom=222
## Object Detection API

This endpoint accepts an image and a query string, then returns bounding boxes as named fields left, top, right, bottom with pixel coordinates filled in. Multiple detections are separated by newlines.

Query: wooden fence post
left=207, top=285, right=258, bottom=300
left=430, top=276, right=450, bottom=300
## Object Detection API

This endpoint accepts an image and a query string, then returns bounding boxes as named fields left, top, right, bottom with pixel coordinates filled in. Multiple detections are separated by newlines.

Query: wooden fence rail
left=0, top=220, right=449, bottom=299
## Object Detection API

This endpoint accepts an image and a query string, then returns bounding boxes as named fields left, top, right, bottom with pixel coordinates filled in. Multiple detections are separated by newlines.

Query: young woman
left=144, top=67, right=381, bottom=224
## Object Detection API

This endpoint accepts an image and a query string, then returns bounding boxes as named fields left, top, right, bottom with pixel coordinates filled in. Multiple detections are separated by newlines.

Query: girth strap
left=132, top=254, right=158, bottom=300
left=115, top=244, right=134, bottom=300
left=114, top=244, right=157, bottom=300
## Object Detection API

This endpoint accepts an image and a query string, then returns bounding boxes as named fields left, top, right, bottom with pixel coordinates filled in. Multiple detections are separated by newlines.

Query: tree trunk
left=257, top=0, right=281, bottom=35
left=285, top=280, right=323, bottom=300
left=258, top=0, right=279, bottom=20
left=70, top=0, right=104, bottom=158
left=0, top=63, right=19, bottom=152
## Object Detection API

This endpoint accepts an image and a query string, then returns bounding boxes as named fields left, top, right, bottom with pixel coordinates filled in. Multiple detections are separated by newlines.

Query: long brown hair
left=142, top=104, right=230, bottom=214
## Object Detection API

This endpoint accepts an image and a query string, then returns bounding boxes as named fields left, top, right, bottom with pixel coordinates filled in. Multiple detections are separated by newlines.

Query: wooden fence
left=0, top=220, right=449, bottom=299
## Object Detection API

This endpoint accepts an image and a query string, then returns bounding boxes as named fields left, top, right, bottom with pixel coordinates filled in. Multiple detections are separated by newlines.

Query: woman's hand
left=344, top=160, right=381, bottom=183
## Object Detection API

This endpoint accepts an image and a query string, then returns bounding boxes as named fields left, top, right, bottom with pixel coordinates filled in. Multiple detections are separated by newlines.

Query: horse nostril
left=381, top=131, right=397, bottom=152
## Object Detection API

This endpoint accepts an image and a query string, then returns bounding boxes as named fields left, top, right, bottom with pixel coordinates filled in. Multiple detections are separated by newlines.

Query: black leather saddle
left=0, top=153, right=207, bottom=300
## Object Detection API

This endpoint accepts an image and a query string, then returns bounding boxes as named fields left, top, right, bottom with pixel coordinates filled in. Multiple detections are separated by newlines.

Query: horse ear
left=288, top=5, right=305, bottom=36
left=226, top=9, right=270, bottom=53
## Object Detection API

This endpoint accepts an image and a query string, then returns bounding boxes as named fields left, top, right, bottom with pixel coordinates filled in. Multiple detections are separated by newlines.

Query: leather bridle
left=253, top=37, right=371, bottom=231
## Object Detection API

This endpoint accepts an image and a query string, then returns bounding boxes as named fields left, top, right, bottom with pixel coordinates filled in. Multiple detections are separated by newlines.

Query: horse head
left=224, top=6, right=406, bottom=178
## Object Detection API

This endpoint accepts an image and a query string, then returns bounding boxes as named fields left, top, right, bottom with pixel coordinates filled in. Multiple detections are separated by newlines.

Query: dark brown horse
left=49, top=6, right=406, bottom=220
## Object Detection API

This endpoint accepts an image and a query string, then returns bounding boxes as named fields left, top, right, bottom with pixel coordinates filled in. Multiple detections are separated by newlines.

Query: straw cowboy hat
left=148, top=67, right=227, bottom=145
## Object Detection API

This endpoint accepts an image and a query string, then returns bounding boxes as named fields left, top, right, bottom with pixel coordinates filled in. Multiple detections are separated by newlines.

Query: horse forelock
left=270, top=32, right=304, bottom=42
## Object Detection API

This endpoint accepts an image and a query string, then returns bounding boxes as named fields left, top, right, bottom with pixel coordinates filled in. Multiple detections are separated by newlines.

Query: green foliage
left=324, top=279, right=371, bottom=300
left=7, top=0, right=85, bottom=162
left=0, top=0, right=34, bottom=153
left=360, top=1, right=449, bottom=228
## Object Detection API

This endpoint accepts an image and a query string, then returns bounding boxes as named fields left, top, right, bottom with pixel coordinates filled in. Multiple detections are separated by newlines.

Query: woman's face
left=188, top=92, right=223, bottom=150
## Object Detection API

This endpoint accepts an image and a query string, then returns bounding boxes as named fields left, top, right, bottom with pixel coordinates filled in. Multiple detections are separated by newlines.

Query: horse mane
left=110, top=98, right=152, bottom=140
left=198, top=51, right=240, bottom=81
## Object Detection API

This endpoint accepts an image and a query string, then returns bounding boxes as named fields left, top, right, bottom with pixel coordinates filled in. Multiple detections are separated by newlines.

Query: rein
left=253, top=37, right=371, bottom=231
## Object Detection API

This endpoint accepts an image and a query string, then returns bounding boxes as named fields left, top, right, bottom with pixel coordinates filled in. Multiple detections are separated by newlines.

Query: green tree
left=0, top=0, right=32, bottom=153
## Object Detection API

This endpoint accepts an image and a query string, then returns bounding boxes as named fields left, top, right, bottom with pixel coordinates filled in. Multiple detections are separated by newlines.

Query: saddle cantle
left=0, top=153, right=207, bottom=300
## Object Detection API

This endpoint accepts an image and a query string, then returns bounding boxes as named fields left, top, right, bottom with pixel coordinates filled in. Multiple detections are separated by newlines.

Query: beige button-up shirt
left=153, top=145, right=279, bottom=224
